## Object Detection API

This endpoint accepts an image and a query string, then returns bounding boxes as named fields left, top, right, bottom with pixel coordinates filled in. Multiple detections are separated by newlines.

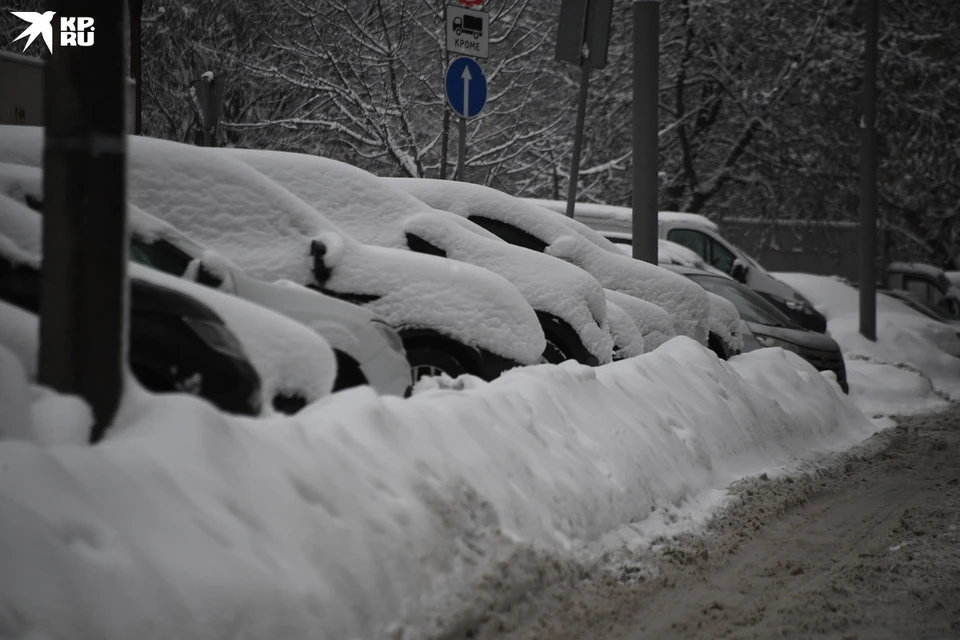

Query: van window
left=708, top=238, right=737, bottom=274
left=666, top=228, right=709, bottom=261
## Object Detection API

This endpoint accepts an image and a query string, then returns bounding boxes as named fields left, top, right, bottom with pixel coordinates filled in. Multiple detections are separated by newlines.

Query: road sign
left=445, top=5, right=489, bottom=59
left=555, top=0, right=614, bottom=69
left=445, top=57, right=487, bottom=119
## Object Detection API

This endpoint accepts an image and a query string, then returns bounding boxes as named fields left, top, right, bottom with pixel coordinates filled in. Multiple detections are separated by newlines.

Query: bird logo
left=11, top=11, right=57, bottom=54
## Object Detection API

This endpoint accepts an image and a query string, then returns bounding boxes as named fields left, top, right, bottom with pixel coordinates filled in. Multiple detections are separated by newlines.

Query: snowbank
left=0, top=335, right=876, bottom=640
left=389, top=179, right=711, bottom=345
left=775, top=272, right=960, bottom=414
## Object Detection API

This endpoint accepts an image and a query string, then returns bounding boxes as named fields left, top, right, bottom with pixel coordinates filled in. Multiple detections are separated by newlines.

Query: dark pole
left=129, top=0, right=142, bottom=134
left=564, top=64, right=591, bottom=218
left=440, top=109, right=450, bottom=179
left=632, top=0, right=659, bottom=264
left=457, top=116, right=466, bottom=181
left=40, top=0, right=129, bottom=443
left=859, top=0, right=879, bottom=341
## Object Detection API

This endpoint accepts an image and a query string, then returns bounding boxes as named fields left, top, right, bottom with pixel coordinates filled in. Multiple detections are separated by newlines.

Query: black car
left=663, top=264, right=849, bottom=394
left=0, top=257, right=263, bottom=431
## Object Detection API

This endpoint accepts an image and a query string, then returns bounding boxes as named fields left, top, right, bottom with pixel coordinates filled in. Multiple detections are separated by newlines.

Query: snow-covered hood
left=386, top=178, right=711, bottom=345
left=219, top=149, right=610, bottom=363
left=604, top=301, right=645, bottom=359
left=0, top=193, right=337, bottom=411
left=603, top=289, right=677, bottom=352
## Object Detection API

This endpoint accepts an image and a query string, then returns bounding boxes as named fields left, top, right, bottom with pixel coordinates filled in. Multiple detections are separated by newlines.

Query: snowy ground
left=775, top=272, right=960, bottom=416
left=1, top=334, right=875, bottom=640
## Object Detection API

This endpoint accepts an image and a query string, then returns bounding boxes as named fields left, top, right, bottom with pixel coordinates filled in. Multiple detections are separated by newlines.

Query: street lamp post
left=859, top=0, right=879, bottom=341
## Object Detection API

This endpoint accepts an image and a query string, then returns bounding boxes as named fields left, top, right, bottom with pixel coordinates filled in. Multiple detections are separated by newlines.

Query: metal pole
left=457, top=116, right=467, bottom=181
left=440, top=109, right=450, bottom=179
left=129, top=0, right=142, bottom=134
left=859, top=0, right=879, bottom=341
left=632, top=0, right=659, bottom=264
left=40, top=0, right=129, bottom=443
left=565, top=64, right=591, bottom=218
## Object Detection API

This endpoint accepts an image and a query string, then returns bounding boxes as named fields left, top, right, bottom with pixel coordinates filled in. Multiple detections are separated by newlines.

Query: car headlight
left=754, top=333, right=801, bottom=353
left=767, top=293, right=808, bottom=313
left=182, top=317, right=247, bottom=359
left=371, top=318, right=405, bottom=354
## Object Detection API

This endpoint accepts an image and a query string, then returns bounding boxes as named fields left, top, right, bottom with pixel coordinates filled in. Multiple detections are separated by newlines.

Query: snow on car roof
left=222, top=150, right=611, bottom=363
left=522, top=198, right=721, bottom=234
left=388, top=178, right=711, bottom=345
left=603, top=289, right=677, bottom=352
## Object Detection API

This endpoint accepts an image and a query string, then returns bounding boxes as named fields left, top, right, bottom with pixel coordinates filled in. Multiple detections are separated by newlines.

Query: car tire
left=542, top=338, right=569, bottom=364
left=332, top=350, right=368, bottom=392
left=707, top=333, right=729, bottom=360
left=406, top=345, right=468, bottom=381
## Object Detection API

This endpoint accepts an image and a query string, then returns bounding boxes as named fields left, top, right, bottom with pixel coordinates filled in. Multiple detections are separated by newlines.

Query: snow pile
left=0, top=335, right=877, bottom=640
left=218, top=150, right=611, bottom=363
left=604, top=301, right=645, bottom=359
left=603, top=289, right=677, bottom=351
left=776, top=272, right=960, bottom=414
left=389, top=178, right=711, bottom=345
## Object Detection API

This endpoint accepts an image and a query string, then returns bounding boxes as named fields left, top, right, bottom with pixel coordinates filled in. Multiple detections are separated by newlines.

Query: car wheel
left=406, top=345, right=468, bottom=381
left=332, top=350, right=367, bottom=392
left=542, top=338, right=569, bottom=364
left=707, top=333, right=729, bottom=360
left=272, top=392, right=308, bottom=415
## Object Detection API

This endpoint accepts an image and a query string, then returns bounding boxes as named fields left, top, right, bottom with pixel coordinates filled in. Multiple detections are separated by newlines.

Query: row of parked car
left=0, top=125, right=860, bottom=425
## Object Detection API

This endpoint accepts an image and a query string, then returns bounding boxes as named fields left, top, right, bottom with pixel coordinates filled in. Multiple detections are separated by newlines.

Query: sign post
left=859, top=0, right=879, bottom=341
left=632, top=0, right=659, bottom=265
left=554, top=0, right=614, bottom=218
left=444, top=56, right=487, bottom=181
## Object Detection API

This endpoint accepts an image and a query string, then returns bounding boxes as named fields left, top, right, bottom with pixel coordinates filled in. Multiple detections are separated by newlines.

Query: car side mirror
left=310, top=239, right=332, bottom=285
left=196, top=261, right=225, bottom=288
left=939, top=296, right=960, bottom=320
left=731, top=259, right=749, bottom=283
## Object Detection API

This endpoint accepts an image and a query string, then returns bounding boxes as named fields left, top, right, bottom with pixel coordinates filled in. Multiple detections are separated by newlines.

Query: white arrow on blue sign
left=444, top=57, right=487, bottom=119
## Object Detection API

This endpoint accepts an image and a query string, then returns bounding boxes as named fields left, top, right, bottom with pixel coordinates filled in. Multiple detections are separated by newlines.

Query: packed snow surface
left=0, top=333, right=876, bottom=640
left=0, top=128, right=545, bottom=365
left=775, top=272, right=960, bottom=414
left=604, top=301, right=645, bottom=359
left=603, top=289, right=676, bottom=352
left=219, top=150, right=611, bottom=363
left=388, top=178, right=711, bottom=345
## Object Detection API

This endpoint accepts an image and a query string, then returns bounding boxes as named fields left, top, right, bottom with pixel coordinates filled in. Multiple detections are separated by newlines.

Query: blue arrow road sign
left=445, top=57, right=487, bottom=119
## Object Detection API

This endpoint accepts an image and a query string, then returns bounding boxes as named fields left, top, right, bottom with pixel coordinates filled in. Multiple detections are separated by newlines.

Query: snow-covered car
left=218, top=149, right=613, bottom=367
left=0, top=193, right=338, bottom=414
left=604, top=301, right=645, bottom=360
left=0, top=161, right=412, bottom=397
left=602, top=289, right=677, bottom=352
left=385, top=179, right=712, bottom=347
left=885, top=262, right=960, bottom=322
left=0, top=126, right=545, bottom=382
left=526, top=198, right=828, bottom=334
left=665, top=264, right=849, bottom=393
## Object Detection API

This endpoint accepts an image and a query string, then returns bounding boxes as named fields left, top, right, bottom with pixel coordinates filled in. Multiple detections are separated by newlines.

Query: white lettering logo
left=11, top=12, right=95, bottom=53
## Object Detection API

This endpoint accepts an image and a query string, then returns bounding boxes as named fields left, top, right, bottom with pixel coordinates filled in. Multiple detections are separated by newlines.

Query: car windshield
left=688, top=274, right=793, bottom=328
